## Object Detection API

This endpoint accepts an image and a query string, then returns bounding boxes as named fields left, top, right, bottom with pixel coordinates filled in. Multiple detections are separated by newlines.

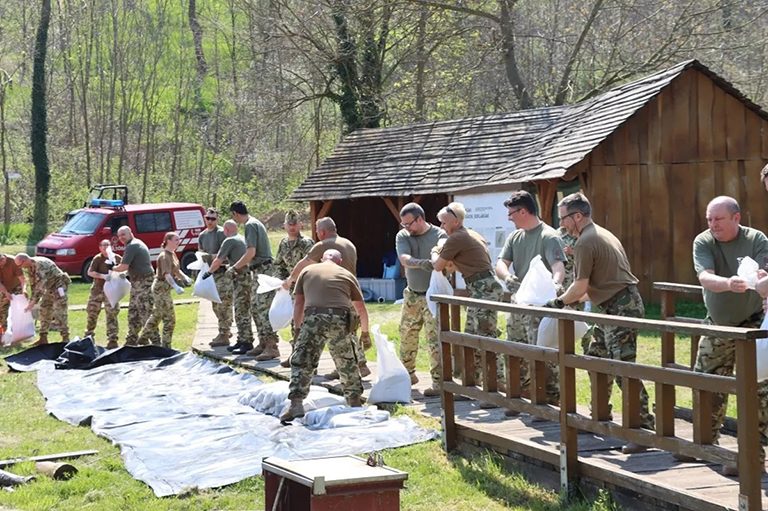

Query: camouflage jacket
left=274, top=235, right=313, bottom=279
left=30, top=257, right=71, bottom=303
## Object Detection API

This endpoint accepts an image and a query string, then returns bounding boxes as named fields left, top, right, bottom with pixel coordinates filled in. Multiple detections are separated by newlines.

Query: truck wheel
left=80, top=257, right=93, bottom=283
left=180, top=251, right=197, bottom=277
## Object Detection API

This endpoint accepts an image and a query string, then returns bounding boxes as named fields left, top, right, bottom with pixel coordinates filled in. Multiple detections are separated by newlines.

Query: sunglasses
left=205, top=216, right=218, bottom=221
left=445, top=207, right=458, bottom=218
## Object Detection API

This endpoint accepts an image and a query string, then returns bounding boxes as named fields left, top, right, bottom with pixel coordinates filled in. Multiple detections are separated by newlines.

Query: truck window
left=60, top=211, right=106, bottom=235
left=109, top=216, right=129, bottom=233
left=135, top=212, right=172, bottom=233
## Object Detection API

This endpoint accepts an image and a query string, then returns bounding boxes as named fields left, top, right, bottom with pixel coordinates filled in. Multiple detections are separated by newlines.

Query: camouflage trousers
left=588, top=285, right=654, bottom=429
left=465, top=275, right=504, bottom=385
left=288, top=312, right=363, bottom=401
left=694, top=312, right=768, bottom=450
left=507, top=297, right=559, bottom=403
left=39, top=284, right=70, bottom=341
left=399, top=287, right=440, bottom=385
left=0, top=284, right=22, bottom=331
left=212, top=271, right=233, bottom=339
left=125, top=275, right=154, bottom=346
left=232, top=269, right=253, bottom=343
left=250, top=263, right=278, bottom=346
left=138, top=280, right=175, bottom=348
left=85, top=287, right=120, bottom=343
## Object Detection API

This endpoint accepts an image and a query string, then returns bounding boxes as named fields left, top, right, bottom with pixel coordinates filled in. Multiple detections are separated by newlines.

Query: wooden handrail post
left=735, top=340, right=762, bottom=511
left=439, top=301, right=457, bottom=452
left=558, top=318, right=578, bottom=498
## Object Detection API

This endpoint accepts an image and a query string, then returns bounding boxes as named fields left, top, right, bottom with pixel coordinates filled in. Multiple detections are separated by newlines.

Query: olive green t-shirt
left=307, top=236, right=358, bottom=275
left=198, top=227, right=226, bottom=256
left=122, top=238, right=154, bottom=279
left=295, top=261, right=363, bottom=309
left=498, top=222, right=566, bottom=279
left=154, top=249, right=179, bottom=280
left=396, top=224, right=447, bottom=292
left=573, top=223, right=638, bottom=306
left=244, top=216, right=272, bottom=264
left=439, top=227, right=492, bottom=278
left=89, top=252, right=122, bottom=292
left=693, top=226, right=768, bottom=326
left=217, top=234, right=247, bottom=265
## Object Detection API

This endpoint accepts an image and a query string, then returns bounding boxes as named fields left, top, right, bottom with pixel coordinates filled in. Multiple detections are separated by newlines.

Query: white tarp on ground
left=32, top=352, right=438, bottom=497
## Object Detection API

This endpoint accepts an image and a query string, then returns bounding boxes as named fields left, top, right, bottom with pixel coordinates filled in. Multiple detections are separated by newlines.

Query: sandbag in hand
left=544, top=298, right=565, bottom=309
left=201, top=271, right=212, bottom=280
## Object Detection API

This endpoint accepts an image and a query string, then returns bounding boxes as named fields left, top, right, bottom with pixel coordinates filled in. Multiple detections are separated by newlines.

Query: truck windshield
left=59, top=211, right=105, bottom=235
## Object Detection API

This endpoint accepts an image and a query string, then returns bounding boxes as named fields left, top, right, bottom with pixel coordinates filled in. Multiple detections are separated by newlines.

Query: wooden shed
left=291, top=60, right=768, bottom=301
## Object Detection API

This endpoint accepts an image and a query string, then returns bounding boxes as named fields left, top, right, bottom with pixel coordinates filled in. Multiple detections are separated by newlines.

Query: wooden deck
left=190, top=301, right=768, bottom=511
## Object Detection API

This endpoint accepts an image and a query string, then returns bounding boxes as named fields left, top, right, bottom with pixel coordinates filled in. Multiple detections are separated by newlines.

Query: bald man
left=112, top=226, right=154, bottom=346
left=207, top=220, right=248, bottom=350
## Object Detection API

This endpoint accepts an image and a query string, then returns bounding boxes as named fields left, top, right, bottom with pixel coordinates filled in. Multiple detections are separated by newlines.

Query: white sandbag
left=256, top=274, right=283, bottom=294
left=737, top=256, right=760, bottom=290
left=186, top=252, right=206, bottom=271
left=515, top=255, right=557, bottom=306
left=756, top=314, right=768, bottom=382
left=426, top=270, right=453, bottom=318
left=536, top=317, right=590, bottom=349
left=304, top=404, right=391, bottom=429
left=276, top=392, right=347, bottom=420
left=104, top=271, right=131, bottom=308
left=192, top=263, right=221, bottom=303
left=269, top=288, right=293, bottom=331
left=368, top=325, right=411, bottom=404
left=4, top=295, right=35, bottom=344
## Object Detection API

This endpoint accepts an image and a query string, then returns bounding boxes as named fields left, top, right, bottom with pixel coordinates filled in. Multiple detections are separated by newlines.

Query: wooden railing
left=655, top=281, right=705, bottom=371
left=432, top=294, right=767, bottom=511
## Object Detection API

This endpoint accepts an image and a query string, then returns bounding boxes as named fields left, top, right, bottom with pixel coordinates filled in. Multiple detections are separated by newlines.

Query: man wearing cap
left=84, top=240, right=122, bottom=349
left=283, top=216, right=371, bottom=378
left=198, top=208, right=233, bottom=348
left=432, top=202, right=504, bottom=386
left=112, top=226, right=154, bottom=346
left=396, top=202, right=446, bottom=396
left=14, top=254, right=70, bottom=346
left=279, top=249, right=368, bottom=423
left=274, top=210, right=313, bottom=367
left=0, top=253, right=26, bottom=338
left=495, top=190, right=566, bottom=406
left=551, top=192, right=654, bottom=454
left=228, top=201, right=280, bottom=360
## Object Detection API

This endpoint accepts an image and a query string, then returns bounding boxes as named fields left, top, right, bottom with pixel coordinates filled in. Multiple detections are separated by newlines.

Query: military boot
left=248, top=340, right=265, bottom=357
left=279, top=398, right=305, bottom=423
left=209, top=335, right=230, bottom=348
left=31, top=333, right=48, bottom=347
left=106, top=340, right=119, bottom=350
left=253, top=340, right=280, bottom=361
left=347, top=395, right=363, bottom=408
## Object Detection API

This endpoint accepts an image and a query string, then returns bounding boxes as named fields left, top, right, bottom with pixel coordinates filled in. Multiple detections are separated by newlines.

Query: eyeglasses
left=508, top=208, right=522, bottom=216
left=400, top=217, right=419, bottom=229
left=205, top=216, right=218, bottom=221
left=560, top=212, right=579, bottom=222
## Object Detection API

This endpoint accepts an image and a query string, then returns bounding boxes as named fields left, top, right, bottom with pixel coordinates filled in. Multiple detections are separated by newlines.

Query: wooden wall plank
left=743, top=160, right=768, bottom=233
left=745, top=110, right=762, bottom=162
left=669, top=164, right=698, bottom=286
left=724, top=94, right=747, bottom=161
left=711, top=86, right=727, bottom=161
left=624, top=165, right=647, bottom=295
left=694, top=162, right=716, bottom=235
left=635, top=107, right=649, bottom=165
left=721, top=160, right=742, bottom=200
left=660, top=73, right=691, bottom=163
left=686, top=70, right=699, bottom=164
left=589, top=166, right=611, bottom=227
left=762, top=120, right=768, bottom=160
left=643, top=164, right=672, bottom=293
left=647, top=96, right=663, bottom=164
left=697, top=72, right=714, bottom=162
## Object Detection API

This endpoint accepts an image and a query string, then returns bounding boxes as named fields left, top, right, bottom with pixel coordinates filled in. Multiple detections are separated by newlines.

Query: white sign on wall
left=454, top=189, right=519, bottom=263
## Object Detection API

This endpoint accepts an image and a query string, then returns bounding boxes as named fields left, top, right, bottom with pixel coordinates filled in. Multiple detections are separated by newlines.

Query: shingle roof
left=291, top=60, right=768, bottom=201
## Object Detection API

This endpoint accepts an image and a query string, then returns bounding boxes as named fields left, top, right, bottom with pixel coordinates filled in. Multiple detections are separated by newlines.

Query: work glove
left=410, top=258, right=433, bottom=271
left=118, top=273, right=128, bottom=280
left=173, top=283, right=184, bottom=295
left=544, top=298, right=565, bottom=309
left=554, top=283, right=565, bottom=296
left=504, top=275, right=521, bottom=293
left=201, top=271, right=212, bottom=280
left=359, top=331, right=372, bottom=350
left=105, top=260, right=114, bottom=269
left=104, top=273, right=112, bottom=282
left=182, top=274, right=193, bottom=286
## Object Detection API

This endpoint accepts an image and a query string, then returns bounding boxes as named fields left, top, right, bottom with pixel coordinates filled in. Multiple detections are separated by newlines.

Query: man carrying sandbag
left=0, top=253, right=25, bottom=338
left=112, top=226, right=154, bottom=346
left=84, top=240, right=122, bottom=349
left=495, top=191, right=566, bottom=409
left=396, top=202, right=446, bottom=396
left=198, top=208, right=233, bottom=348
left=688, top=196, right=768, bottom=476
left=14, top=253, right=70, bottom=346
left=548, top=192, right=653, bottom=455
left=280, top=249, right=369, bottom=423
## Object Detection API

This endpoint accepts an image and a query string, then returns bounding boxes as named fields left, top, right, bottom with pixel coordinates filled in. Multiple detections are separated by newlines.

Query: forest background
left=0, top=0, right=766, bottom=242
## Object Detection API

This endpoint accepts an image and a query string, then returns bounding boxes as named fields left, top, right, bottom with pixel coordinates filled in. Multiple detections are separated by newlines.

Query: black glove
left=201, top=271, right=212, bottom=280
left=105, top=260, right=114, bottom=269
left=505, top=275, right=521, bottom=293
left=544, top=298, right=565, bottom=309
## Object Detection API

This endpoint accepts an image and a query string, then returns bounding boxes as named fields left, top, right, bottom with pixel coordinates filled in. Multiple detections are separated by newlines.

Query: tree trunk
left=498, top=0, right=532, bottom=109
left=30, top=0, right=52, bottom=244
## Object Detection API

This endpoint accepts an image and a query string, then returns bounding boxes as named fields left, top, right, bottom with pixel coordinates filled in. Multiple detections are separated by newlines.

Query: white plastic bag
left=256, top=274, right=283, bottom=294
left=426, top=271, right=453, bottom=318
left=186, top=252, right=206, bottom=271
left=192, top=263, right=221, bottom=303
left=104, top=271, right=131, bottom=308
left=756, top=314, right=768, bottom=382
left=368, top=325, right=411, bottom=404
left=2, top=295, right=35, bottom=344
left=269, top=288, right=293, bottom=331
left=536, top=317, right=590, bottom=349
left=515, top=255, right=557, bottom=306
left=737, top=256, right=760, bottom=290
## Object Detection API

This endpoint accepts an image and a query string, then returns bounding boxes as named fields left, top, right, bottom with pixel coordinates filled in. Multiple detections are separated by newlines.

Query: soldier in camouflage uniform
left=14, top=253, right=71, bottom=345
left=560, top=226, right=599, bottom=355
left=137, top=232, right=191, bottom=347
left=0, top=253, right=26, bottom=335
left=550, top=192, right=653, bottom=454
left=432, top=202, right=504, bottom=387
left=229, top=201, right=280, bottom=360
left=207, top=220, right=249, bottom=349
left=84, top=240, right=122, bottom=349
left=495, top=191, right=566, bottom=405
left=274, top=210, right=313, bottom=367
left=690, top=196, right=768, bottom=476
left=279, top=249, right=367, bottom=423
left=396, top=202, right=447, bottom=395
left=112, top=226, right=155, bottom=346
left=198, top=208, right=233, bottom=347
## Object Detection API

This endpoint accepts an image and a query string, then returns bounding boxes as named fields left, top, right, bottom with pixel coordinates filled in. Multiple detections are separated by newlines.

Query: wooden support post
left=622, top=378, right=642, bottom=429
left=531, top=360, right=546, bottom=405
left=655, top=381, right=675, bottom=437
left=735, top=341, right=762, bottom=511
left=483, top=350, right=497, bottom=393
left=590, top=372, right=611, bottom=421
left=439, top=302, right=456, bottom=452
left=660, top=289, right=676, bottom=367
left=463, top=346, right=476, bottom=387
left=381, top=197, right=401, bottom=223
left=692, top=389, right=713, bottom=445
left=506, top=354, right=520, bottom=398
left=558, top=319, right=578, bottom=497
